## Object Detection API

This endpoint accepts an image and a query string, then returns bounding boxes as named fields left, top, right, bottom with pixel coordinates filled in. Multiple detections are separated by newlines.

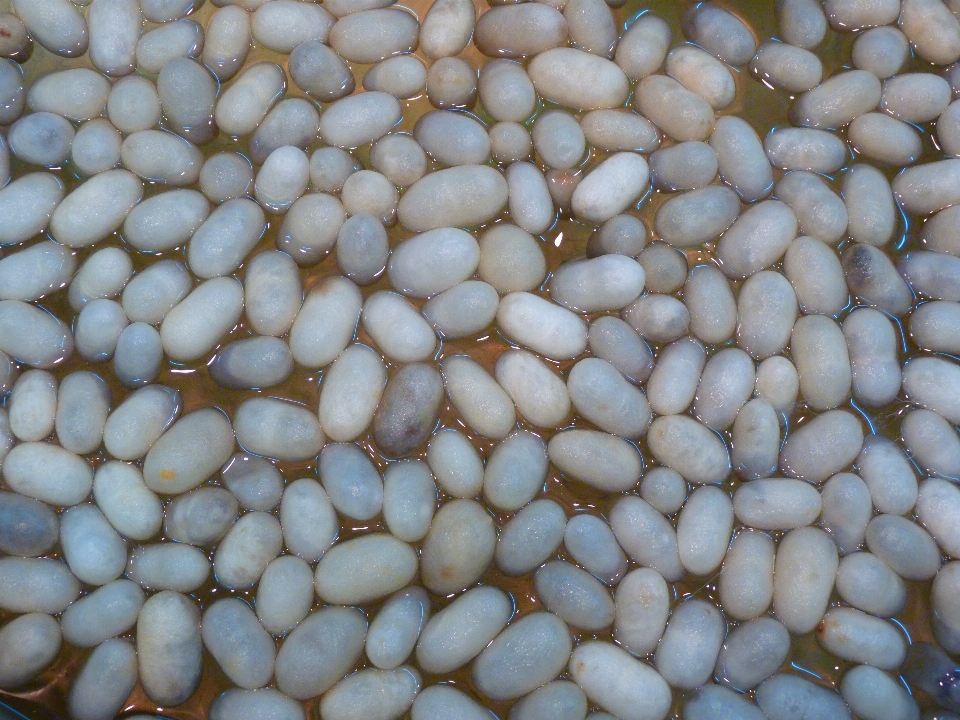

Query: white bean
left=900, top=0, right=960, bottom=65
left=495, top=499, right=566, bottom=576
left=734, top=478, right=821, bottom=530
left=93, top=461, right=162, bottom=541
left=655, top=598, right=725, bottom=690
left=290, top=277, right=363, bottom=368
left=102, top=385, right=179, bottom=462
left=252, top=0, right=334, bottom=53
left=773, top=526, right=838, bottom=634
left=548, top=429, right=643, bottom=492
left=580, top=109, right=660, bottom=153
left=694, top=348, right=756, bottom=430
left=634, top=74, right=714, bottom=141
left=367, top=586, right=430, bottom=669
left=329, top=8, right=419, bottom=64
left=0, top=491, right=57, bottom=557
left=8, top=369, right=56, bottom=442
left=0, top=612, right=61, bottom=689
left=426, top=428, right=482, bottom=498
left=569, top=641, right=670, bottom=720
left=215, top=62, right=285, bottom=137
left=126, top=543, right=210, bottom=593
left=571, top=152, right=649, bottom=223
left=719, top=529, right=775, bottom=621
left=479, top=430, right=546, bottom=512
left=319, top=442, right=382, bottom=520
left=142, top=407, right=235, bottom=495
left=717, top=200, right=797, bottom=279
left=609, top=495, right=683, bottom=582
left=756, top=675, right=850, bottom=720
left=667, top=44, right=735, bottom=109
left=279, top=478, right=338, bottom=562
left=783, top=236, right=847, bottom=315
left=107, top=76, right=161, bottom=133
left=494, top=349, right=570, bottom=428
left=274, top=606, right=366, bottom=701
left=682, top=264, right=736, bottom=344
left=840, top=665, right=919, bottom=720
left=736, top=270, right=798, bottom=359
left=478, top=224, right=547, bottom=293
left=416, top=585, right=510, bottom=673
left=420, top=0, right=474, bottom=58
left=677, top=485, right=734, bottom=574
left=714, top=617, right=790, bottom=692
left=842, top=243, right=913, bottom=316
left=9, top=112, right=74, bottom=167
left=649, top=141, right=717, bottom=191
left=791, top=70, right=881, bottom=129
left=654, top=185, right=740, bottom=249
left=640, top=466, right=687, bottom=515
left=817, top=607, right=905, bottom=670
left=398, top=164, right=507, bottom=232
left=67, top=638, right=138, bottom=720
left=136, top=591, right=201, bottom=706
left=682, top=2, right=756, bottom=65
left=894, top=158, right=960, bottom=215
left=0, top=173, right=64, bottom=245
left=648, top=415, right=730, bottom=484
left=234, top=397, right=323, bottom=463
left=852, top=26, right=908, bottom=78
left=136, top=20, right=204, bottom=76
left=88, top=0, right=141, bottom=77
left=202, top=597, right=276, bottom=689
left=321, top=668, right=420, bottom=720
left=420, top=499, right=495, bottom=594
left=3, top=441, right=91, bottom=506
left=315, top=533, right=417, bottom=604
left=848, top=112, right=922, bottom=166
left=764, top=127, right=846, bottom=173
left=473, top=612, right=572, bottom=701
left=204, top=11, right=251, bottom=81
left=319, top=343, right=386, bottom=441
left=731, top=398, right=780, bottom=480
left=792, top=314, right=851, bottom=410
left=529, top=48, right=629, bottom=110
left=711, top=116, right=773, bottom=202
left=820, top=472, right=872, bottom=556
left=214, top=511, right=282, bottom=589
left=388, top=227, right=480, bottom=299
left=587, top=315, right=655, bottom=383
left=750, top=41, right=822, bottom=92
left=411, top=685, right=490, bottom=720
left=614, top=13, right=670, bottom=80
left=836, top=552, right=906, bottom=618
left=361, top=291, right=436, bottom=363
left=866, top=513, right=941, bottom=581
left=613, top=567, right=670, bottom=655
left=119, top=129, right=203, bottom=186
left=382, top=460, right=436, bottom=543
left=50, top=169, right=143, bottom=248
left=210, top=689, right=305, bottom=720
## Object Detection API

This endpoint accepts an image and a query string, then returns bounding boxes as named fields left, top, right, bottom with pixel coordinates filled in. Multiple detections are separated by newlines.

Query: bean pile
left=1, top=0, right=960, bottom=718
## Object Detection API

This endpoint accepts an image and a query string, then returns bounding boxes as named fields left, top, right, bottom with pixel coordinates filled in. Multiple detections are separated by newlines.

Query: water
left=0, top=0, right=952, bottom=717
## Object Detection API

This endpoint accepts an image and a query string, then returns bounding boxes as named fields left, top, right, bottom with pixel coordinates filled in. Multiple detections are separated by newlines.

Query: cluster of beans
left=6, top=0, right=960, bottom=718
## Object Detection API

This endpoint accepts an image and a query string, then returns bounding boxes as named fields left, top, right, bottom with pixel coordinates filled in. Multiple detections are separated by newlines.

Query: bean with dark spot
left=840, top=243, right=913, bottom=317
left=0, top=491, right=58, bottom=557
left=373, top=363, right=443, bottom=459
left=209, top=336, right=294, bottom=390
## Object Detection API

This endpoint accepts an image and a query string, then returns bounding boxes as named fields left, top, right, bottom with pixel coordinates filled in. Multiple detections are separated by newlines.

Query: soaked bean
left=682, top=3, right=757, bottom=66
left=329, top=8, right=419, bottom=64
